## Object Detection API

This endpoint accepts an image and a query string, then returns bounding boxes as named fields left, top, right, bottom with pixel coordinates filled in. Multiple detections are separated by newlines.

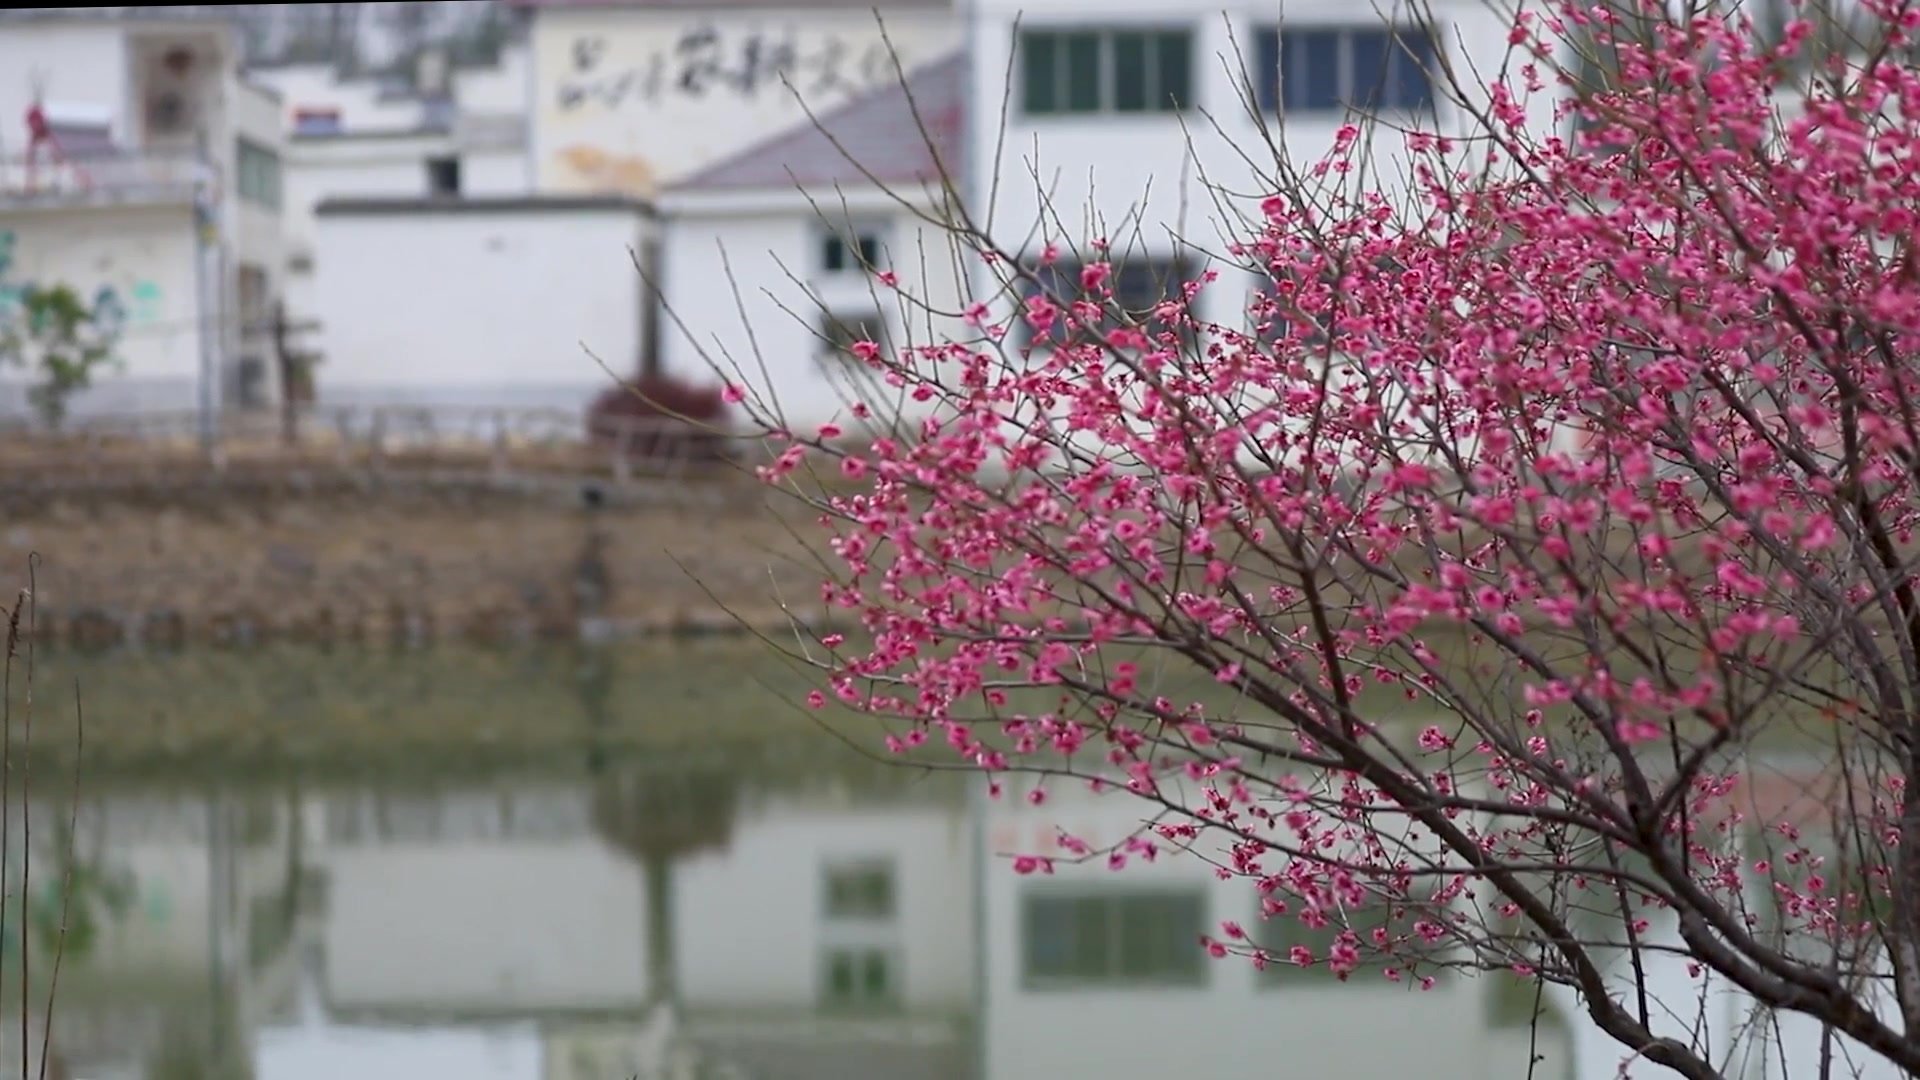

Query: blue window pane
left=1389, top=29, right=1436, bottom=109
left=1349, top=30, right=1390, bottom=108
left=1112, top=260, right=1179, bottom=312
left=1024, top=896, right=1111, bottom=981
left=1155, top=31, right=1192, bottom=110
left=1286, top=30, right=1344, bottom=112
left=1022, top=31, right=1058, bottom=114
left=1114, top=32, right=1150, bottom=112
left=1064, top=32, right=1102, bottom=112
left=1256, top=30, right=1281, bottom=111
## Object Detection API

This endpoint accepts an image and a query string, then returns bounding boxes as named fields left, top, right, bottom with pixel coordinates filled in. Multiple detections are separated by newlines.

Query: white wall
left=0, top=22, right=131, bottom=149
left=531, top=6, right=960, bottom=194
left=265, top=44, right=535, bottom=325
left=964, top=0, right=1561, bottom=327
left=232, top=78, right=288, bottom=314
left=455, top=41, right=533, bottom=119
left=9, top=790, right=294, bottom=985
left=256, top=1023, right=543, bottom=1080
left=980, top=776, right=1568, bottom=1080
left=234, top=76, right=287, bottom=149
left=281, top=139, right=450, bottom=319
left=673, top=794, right=974, bottom=1013
left=463, top=148, right=529, bottom=197
left=0, top=203, right=203, bottom=416
left=252, top=64, right=426, bottom=133
left=659, top=190, right=971, bottom=432
left=312, top=203, right=650, bottom=409
left=322, top=842, right=649, bottom=1012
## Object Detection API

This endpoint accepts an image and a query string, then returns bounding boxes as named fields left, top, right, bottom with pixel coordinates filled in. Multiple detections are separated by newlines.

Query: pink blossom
left=725, top=10, right=1920, bottom=1070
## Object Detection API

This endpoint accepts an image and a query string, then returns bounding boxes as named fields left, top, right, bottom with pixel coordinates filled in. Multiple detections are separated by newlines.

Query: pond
left=0, top=642, right=1718, bottom=1080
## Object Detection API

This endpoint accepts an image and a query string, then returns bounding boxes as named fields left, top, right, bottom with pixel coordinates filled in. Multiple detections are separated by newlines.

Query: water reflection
left=0, top=645, right=1810, bottom=1080
left=0, top=749, right=1594, bottom=1080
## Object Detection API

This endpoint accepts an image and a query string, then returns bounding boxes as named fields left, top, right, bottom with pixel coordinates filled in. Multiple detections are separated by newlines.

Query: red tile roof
left=670, top=53, right=965, bottom=194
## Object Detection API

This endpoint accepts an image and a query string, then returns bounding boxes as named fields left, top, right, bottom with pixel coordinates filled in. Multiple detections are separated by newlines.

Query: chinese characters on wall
left=555, top=23, right=905, bottom=112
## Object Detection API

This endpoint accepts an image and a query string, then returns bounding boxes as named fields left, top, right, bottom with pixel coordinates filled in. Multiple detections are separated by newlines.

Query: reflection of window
left=1258, top=897, right=1446, bottom=986
left=818, top=310, right=884, bottom=357
left=821, top=225, right=883, bottom=274
left=1022, top=891, right=1206, bottom=987
left=824, top=861, right=896, bottom=920
left=1021, top=28, right=1192, bottom=115
left=820, top=946, right=898, bottom=1008
left=1256, top=26, right=1437, bottom=114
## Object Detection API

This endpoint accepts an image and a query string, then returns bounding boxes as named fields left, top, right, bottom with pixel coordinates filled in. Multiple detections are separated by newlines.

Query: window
left=1021, top=28, right=1192, bottom=115
left=1247, top=266, right=1339, bottom=350
left=427, top=155, right=461, bottom=196
left=820, top=946, right=898, bottom=1009
left=236, top=138, right=281, bottom=209
left=823, top=861, right=896, bottom=920
left=1021, top=891, right=1206, bottom=987
left=1258, top=897, right=1447, bottom=986
left=820, top=225, right=883, bottom=274
left=818, top=310, right=884, bottom=357
left=1023, top=256, right=1194, bottom=344
left=1257, top=26, right=1436, bottom=114
left=292, top=107, right=341, bottom=136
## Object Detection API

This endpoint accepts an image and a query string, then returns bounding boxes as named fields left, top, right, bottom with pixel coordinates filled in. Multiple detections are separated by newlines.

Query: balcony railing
left=0, top=151, right=213, bottom=207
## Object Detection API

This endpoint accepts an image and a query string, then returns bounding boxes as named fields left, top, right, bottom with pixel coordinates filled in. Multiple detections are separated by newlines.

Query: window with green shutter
left=1019, top=27, right=1193, bottom=116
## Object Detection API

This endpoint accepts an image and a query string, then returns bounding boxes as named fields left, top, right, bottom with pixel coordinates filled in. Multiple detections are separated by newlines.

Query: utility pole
left=269, top=300, right=322, bottom=446
left=194, top=168, right=220, bottom=455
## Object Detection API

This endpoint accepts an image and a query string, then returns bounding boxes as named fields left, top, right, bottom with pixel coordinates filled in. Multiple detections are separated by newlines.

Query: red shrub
left=585, top=373, right=732, bottom=464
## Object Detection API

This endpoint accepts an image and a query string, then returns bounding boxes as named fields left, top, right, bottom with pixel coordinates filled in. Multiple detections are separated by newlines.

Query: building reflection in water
left=40, top=750, right=1865, bottom=1080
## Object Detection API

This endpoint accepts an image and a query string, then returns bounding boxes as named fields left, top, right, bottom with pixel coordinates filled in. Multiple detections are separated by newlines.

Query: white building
left=516, top=0, right=959, bottom=197
left=979, top=775, right=1572, bottom=1080
left=250, top=41, right=535, bottom=323
left=0, top=787, right=302, bottom=1080
left=656, top=53, right=970, bottom=431
left=292, top=769, right=975, bottom=1078
left=960, top=0, right=1558, bottom=339
left=0, top=9, right=289, bottom=421
left=312, top=192, right=656, bottom=410
left=641, top=0, right=1564, bottom=432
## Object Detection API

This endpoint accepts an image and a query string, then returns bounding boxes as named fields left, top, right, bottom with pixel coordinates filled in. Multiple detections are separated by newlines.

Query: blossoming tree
left=718, top=0, right=1920, bottom=1073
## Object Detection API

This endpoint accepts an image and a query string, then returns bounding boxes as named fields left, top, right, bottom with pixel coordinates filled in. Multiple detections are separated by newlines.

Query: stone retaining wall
left=1, top=466, right=827, bottom=647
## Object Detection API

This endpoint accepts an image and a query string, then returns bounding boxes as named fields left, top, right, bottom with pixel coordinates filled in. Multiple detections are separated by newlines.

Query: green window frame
left=1020, top=27, right=1193, bottom=116
left=236, top=137, right=282, bottom=210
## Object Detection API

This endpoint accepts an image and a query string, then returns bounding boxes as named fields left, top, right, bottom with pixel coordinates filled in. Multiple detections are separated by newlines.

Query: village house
left=961, top=0, right=1559, bottom=338
left=653, top=53, right=970, bottom=431
left=278, top=0, right=966, bottom=419
left=515, top=0, right=959, bottom=198
left=247, top=32, right=534, bottom=326
left=629, top=0, right=1565, bottom=432
left=0, top=8, right=288, bottom=423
